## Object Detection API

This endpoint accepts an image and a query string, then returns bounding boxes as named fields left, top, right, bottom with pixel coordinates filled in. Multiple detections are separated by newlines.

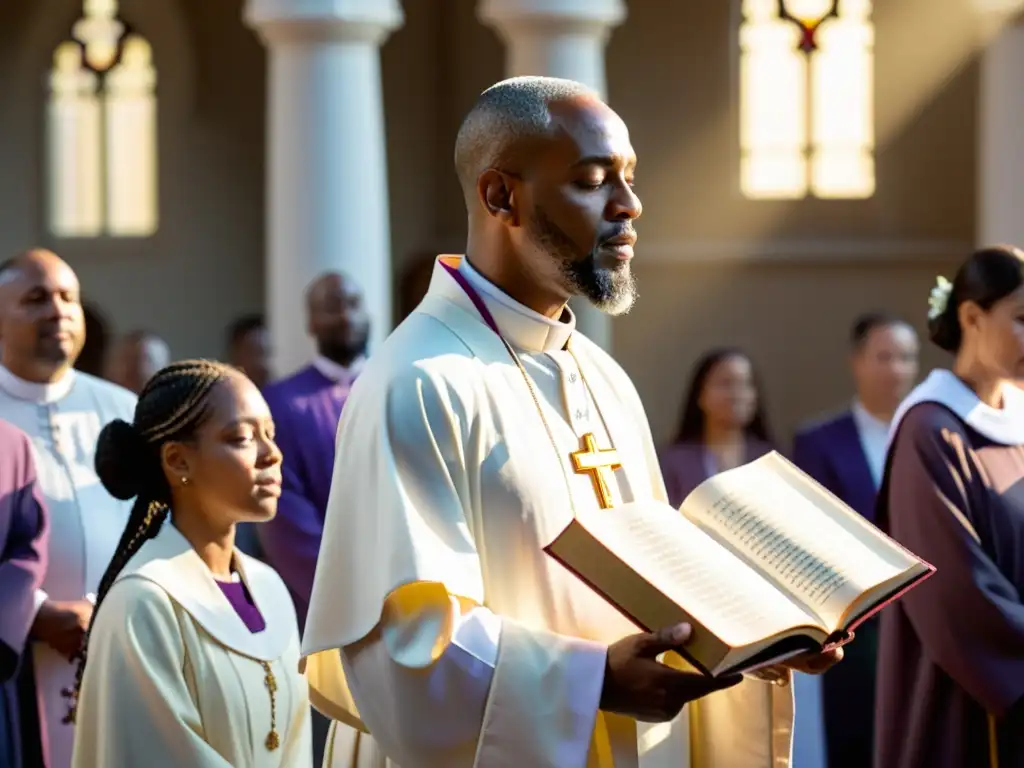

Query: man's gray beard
left=562, top=254, right=637, bottom=316
left=530, top=209, right=638, bottom=316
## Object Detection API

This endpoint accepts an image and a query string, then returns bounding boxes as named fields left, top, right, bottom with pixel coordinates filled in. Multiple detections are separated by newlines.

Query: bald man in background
left=0, top=249, right=135, bottom=768
left=104, top=330, right=171, bottom=394
left=258, top=271, right=370, bottom=626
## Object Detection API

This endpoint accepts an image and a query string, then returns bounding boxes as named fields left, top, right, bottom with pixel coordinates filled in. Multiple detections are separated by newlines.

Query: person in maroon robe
left=876, top=245, right=1024, bottom=768
left=658, top=347, right=775, bottom=508
left=0, top=418, right=49, bottom=768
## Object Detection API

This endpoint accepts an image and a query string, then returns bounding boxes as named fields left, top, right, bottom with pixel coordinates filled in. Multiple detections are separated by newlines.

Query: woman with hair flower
left=874, top=245, right=1024, bottom=767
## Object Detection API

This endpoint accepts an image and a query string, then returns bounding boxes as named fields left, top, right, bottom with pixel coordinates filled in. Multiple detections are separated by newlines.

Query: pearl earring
left=181, top=477, right=190, bottom=486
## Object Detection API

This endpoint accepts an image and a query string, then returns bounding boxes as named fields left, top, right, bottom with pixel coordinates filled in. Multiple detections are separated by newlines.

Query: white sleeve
left=341, top=595, right=608, bottom=768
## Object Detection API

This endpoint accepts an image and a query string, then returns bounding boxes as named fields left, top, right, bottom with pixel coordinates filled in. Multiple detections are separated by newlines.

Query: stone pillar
left=479, top=0, right=626, bottom=352
left=979, top=14, right=1024, bottom=247
left=245, top=0, right=403, bottom=376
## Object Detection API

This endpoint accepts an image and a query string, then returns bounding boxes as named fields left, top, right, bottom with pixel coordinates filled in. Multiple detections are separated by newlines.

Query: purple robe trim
left=215, top=579, right=266, bottom=634
left=0, top=419, right=50, bottom=768
left=260, top=366, right=352, bottom=627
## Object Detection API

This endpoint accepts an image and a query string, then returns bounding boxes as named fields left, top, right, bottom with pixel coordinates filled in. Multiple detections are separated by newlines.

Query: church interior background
left=0, top=0, right=1017, bottom=445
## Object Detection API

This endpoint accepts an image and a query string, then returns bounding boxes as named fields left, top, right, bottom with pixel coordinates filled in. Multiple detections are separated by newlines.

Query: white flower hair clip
left=928, top=275, right=953, bottom=321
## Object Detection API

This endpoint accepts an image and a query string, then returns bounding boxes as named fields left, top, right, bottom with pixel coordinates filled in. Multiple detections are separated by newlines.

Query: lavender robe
left=260, top=366, right=351, bottom=627
left=0, top=419, right=49, bottom=768
left=793, top=411, right=879, bottom=768
left=657, top=438, right=774, bottom=508
left=875, top=403, right=1024, bottom=767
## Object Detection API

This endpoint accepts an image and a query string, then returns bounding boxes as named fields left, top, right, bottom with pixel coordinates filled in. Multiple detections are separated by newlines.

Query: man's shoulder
left=262, top=365, right=325, bottom=405
left=0, top=418, right=32, bottom=475
left=73, top=371, right=137, bottom=415
left=794, top=408, right=854, bottom=443
left=0, top=417, right=30, bottom=446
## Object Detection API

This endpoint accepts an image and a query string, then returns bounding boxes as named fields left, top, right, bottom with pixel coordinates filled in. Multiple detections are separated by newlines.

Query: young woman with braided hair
left=68, top=360, right=312, bottom=767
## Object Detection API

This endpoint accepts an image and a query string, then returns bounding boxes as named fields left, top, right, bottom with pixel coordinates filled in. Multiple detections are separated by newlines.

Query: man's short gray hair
left=453, top=76, right=597, bottom=195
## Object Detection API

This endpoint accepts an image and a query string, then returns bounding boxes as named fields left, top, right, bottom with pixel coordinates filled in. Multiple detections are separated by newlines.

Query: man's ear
left=477, top=170, right=519, bottom=227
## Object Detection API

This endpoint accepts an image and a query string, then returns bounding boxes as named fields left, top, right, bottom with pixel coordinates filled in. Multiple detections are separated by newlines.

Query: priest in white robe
left=302, top=77, right=839, bottom=768
left=0, top=249, right=136, bottom=768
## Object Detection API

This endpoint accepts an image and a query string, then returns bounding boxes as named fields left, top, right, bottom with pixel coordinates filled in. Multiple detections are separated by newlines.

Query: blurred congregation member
left=227, top=314, right=271, bottom=389
left=658, top=347, right=774, bottom=508
left=69, top=361, right=312, bottom=767
left=73, top=303, right=109, bottom=378
left=876, top=246, right=1024, bottom=767
left=0, top=249, right=136, bottom=768
left=259, top=272, right=369, bottom=628
left=105, top=329, right=171, bottom=394
left=0, top=419, right=49, bottom=768
left=260, top=271, right=370, bottom=765
left=792, top=312, right=918, bottom=768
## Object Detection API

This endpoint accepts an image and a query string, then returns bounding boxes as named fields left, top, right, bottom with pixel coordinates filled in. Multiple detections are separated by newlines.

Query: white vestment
left=0, top=366, right=135, bottom=768
left=302, top=256, right=795, bottom=768
left=72, top=522, right=313, bottom=767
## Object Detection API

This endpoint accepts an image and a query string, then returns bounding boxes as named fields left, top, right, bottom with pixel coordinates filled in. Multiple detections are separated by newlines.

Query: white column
left=979, top=16, right=1024, bottom=247
left=245, top=0, right=403, bottom=377
left=479, top=0, right=626, bottom=352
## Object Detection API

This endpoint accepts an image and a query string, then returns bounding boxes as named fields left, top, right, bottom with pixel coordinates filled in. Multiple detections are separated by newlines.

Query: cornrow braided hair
left=63, top=359, right=235, bottom=723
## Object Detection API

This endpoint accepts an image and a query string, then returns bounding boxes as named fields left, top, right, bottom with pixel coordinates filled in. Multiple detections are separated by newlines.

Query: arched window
left=739, top=0, right=874, bottom=200
left=47, top=0, right=157, bottom=238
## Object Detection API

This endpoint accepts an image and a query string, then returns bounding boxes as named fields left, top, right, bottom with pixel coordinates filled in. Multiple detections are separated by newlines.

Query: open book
left=544, top=451, right=935, bottom=677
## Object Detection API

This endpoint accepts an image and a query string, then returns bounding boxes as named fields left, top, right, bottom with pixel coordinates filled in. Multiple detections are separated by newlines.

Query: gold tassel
left=988, top=713, right=999, bottom=768
left=261, top=661, right=280, bottom=751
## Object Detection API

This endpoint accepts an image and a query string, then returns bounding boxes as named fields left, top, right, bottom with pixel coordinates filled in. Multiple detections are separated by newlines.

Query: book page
left=576, top=501, right=819, bottom=648
left=681, top=453, right=915, bottom=627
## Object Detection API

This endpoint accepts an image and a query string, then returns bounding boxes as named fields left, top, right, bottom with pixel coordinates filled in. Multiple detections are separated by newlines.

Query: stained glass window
left=739, top=0, right=874, bottom=200
left=47, top=0, right=157, bottom=238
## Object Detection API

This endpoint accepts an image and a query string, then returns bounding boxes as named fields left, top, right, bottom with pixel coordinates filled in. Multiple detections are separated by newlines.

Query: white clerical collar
left=312, top=355, right=365, bottom=385
left=0, top=364, right=75, bottom=404
left=117, top=520, right=293, bottom=661
left=888, top=368, right=1024, bottom=447
left=447, top=256, right=575, bottom=354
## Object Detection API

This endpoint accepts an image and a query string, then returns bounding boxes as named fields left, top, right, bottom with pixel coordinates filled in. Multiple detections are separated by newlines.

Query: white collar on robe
left=116, top=520, right=294, bottom=661
left=0, top=364, right=75, bottom=403
left=442, top=255, right=575, bottom=354
left=312, top=354, right=365, bottom=385
left=887, top=368, right=1024, bottom=447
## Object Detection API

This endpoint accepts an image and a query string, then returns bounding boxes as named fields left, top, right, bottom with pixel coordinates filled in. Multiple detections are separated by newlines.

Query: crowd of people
left=1, top=75, right=1023, bottom=768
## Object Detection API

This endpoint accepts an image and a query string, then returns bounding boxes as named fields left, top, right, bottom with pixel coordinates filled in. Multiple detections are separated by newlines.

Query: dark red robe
left=875, top=402, right=1024, bottom=767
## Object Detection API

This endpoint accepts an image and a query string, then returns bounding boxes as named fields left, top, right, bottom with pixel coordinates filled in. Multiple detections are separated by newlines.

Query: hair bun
left=94, top=419, right=148, bottom=500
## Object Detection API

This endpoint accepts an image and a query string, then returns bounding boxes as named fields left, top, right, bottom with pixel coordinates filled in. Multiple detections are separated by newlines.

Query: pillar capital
left=478, top=0, right=625, bottom=38
left=245, top=0, right=403, bottom=45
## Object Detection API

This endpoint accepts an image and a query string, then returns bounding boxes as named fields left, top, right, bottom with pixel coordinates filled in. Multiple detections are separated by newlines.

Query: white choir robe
left=72, top=521, right=313, bottom=767
left=301, top=255, right=795, bottom=768
left=0, top=365, right=135, bottom=768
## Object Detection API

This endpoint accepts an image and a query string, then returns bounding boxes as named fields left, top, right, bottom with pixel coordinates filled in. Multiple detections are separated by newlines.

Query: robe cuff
left=476, top=619, right=606, bottom=768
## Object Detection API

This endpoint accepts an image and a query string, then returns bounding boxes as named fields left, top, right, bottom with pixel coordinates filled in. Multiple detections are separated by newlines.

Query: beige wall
left=0, top=0, right=989, bottom=443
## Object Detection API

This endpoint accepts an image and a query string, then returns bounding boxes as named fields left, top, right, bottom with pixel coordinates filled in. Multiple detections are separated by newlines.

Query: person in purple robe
left=875, top=245, right=1024, bottom=768
left=0, top=418, right=49, bottom=768
left=657, top=347, right=775, bottom=508
left=258, top=271, right=370, bottom=628
left=792, top=312, right=919, bottom=768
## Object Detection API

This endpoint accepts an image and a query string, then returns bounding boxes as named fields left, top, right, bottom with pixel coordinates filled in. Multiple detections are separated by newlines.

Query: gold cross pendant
left=571, top=432, right=622, bottom=509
